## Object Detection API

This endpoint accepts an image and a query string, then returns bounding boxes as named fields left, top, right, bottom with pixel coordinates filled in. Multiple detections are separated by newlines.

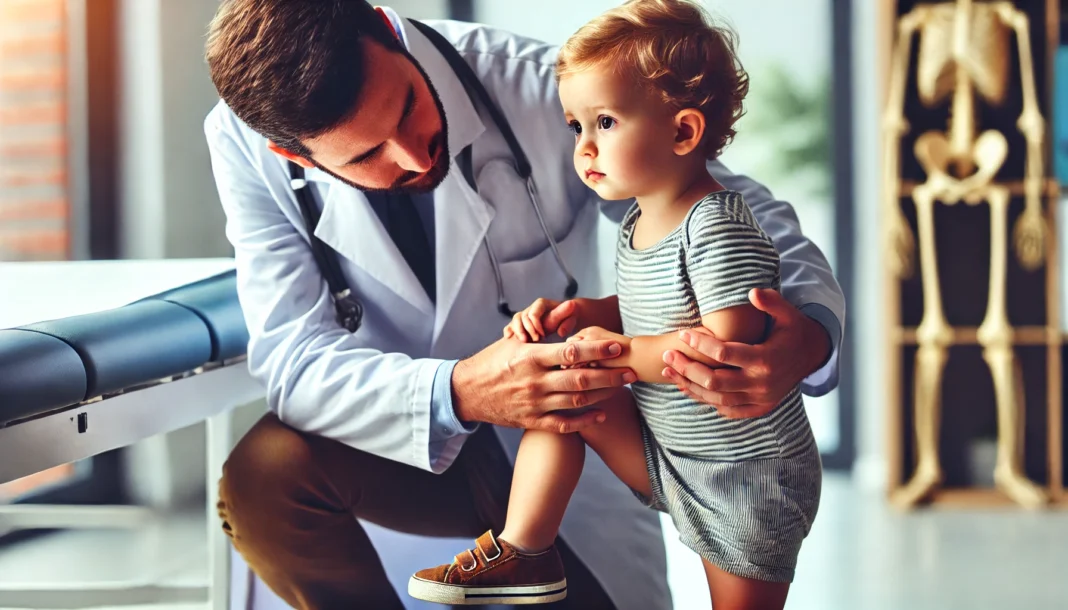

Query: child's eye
left=598, top=116, right=616, bottom=130
left=567, top=120, right=582, bottom=135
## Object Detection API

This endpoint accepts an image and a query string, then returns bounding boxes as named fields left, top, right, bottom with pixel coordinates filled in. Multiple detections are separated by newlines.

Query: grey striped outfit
left=616, top=191, right=822, bottom=583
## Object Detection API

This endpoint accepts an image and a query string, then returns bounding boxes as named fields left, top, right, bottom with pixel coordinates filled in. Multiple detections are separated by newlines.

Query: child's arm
left=569, top=302, right=766, bottom=383
left=630, top=304, right=765, bottom=382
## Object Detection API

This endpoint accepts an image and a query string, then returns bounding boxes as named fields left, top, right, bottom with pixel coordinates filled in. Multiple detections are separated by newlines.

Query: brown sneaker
left=407, top=531, right=567, bottom=605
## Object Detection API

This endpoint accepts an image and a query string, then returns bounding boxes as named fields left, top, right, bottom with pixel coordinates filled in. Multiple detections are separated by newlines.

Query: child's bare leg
left=500, top=387, right=651, bottom=551
left=499, top=429, right=585, bottom=552
left=703, top=559, right=790, bottom=610
left=578, top=388, right=652, bottom=500
left=407, top=389, right=648, bottom=605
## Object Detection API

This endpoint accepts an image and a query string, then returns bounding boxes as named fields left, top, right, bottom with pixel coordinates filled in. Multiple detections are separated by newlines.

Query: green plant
left=740, top=62, right=832, bottom=198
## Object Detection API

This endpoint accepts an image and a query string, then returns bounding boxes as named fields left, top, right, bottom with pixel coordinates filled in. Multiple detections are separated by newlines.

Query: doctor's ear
left=672, top=109, right=706, bottom=157
left=267, top=140, right=315, bottom=169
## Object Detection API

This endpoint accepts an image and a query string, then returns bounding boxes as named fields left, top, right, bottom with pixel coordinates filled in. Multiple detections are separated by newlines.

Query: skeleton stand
left=883, top=0, right=1050, bottom=508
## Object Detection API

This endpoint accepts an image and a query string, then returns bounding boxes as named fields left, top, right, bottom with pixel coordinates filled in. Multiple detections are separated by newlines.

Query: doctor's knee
left=218, top=413, right=321, bottom=519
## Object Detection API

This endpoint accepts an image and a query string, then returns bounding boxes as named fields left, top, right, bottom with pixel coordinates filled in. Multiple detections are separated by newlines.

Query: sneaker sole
left=407, top=576, right=567, bottom=605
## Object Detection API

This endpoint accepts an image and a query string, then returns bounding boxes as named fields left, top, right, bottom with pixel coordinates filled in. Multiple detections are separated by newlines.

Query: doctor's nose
left=392, top=135, right=434, bottom=173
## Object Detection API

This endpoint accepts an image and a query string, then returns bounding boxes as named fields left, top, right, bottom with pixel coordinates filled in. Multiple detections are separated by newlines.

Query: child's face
left=558, top=67, right=679, bottom=201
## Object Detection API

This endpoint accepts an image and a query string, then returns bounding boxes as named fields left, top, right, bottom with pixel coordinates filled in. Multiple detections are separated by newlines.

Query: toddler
left=409, top=1, right=821, bottom=608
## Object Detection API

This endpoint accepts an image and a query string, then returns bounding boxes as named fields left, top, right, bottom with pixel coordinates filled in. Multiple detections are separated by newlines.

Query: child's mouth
left=585, top=170, right=605, bottom=182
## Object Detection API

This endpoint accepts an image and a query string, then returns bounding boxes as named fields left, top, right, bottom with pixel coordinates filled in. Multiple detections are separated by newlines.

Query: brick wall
left=0, top=0, right=69, bottom=261
left=0, top=0, right=75, bottom=500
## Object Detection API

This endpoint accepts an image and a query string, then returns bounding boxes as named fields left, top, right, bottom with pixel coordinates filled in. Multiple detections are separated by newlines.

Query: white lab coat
left=205, top=13, right=845, bottom=610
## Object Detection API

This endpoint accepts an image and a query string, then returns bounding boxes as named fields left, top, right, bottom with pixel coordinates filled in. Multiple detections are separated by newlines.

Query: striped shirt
left=616, top=190, right=812, bottom=462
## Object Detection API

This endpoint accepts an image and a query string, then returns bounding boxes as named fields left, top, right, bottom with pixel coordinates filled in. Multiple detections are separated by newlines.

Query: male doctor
left=205, top=2, right=844, bottom=609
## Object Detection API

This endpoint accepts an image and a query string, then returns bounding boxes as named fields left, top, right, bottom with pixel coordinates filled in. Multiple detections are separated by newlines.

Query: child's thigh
left=578, top=388, right=652, bottom=498
left=702, top=558, right=790, bottom=610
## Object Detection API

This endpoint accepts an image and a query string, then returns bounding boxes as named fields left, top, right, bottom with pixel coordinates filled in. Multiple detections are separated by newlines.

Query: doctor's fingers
left=533, top=339, right=621, bottom=369
left=662, top=350, right=720, bottom=391
left=662, top=369, right=760, bottom=417
left=535, top=407, right=608, bottom=434
left=540, top=368, right=635, bottom=397
left=536, top=386, right=619, bottom=414
left=673, top=359, right=753, bottom=394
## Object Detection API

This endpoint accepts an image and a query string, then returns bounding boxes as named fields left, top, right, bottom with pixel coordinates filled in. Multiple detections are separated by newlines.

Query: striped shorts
left=634, top=407, right=823, bottom=583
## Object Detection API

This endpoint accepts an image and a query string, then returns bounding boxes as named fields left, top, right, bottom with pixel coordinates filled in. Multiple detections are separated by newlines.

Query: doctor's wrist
left=798, top=313, right=832, bottom=377
left=450, top=358, right=480, bottom=425
left=798, top=303, right=839, bottom=376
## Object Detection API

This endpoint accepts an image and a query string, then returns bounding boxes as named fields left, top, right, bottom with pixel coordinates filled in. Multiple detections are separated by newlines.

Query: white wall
left=849, top=0, right=887, bottom=490
left=118, top=0, right=229, bottom=260
left=389, top=0, right=448, bottom=20
left=116, top=0, right=241, bottom=508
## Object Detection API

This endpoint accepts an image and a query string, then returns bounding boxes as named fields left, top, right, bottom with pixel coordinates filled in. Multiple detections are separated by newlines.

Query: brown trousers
left=217, top=413, right=617, bottom=610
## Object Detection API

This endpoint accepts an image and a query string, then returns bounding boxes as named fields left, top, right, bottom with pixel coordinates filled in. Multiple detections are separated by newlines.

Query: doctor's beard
left=311, top=51, right=452, bottom=197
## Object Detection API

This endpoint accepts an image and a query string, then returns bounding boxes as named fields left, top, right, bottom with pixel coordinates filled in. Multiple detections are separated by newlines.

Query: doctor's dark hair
left=556, top=0, right=748, bottom=160
left=205, top=0, right=400, bottom=157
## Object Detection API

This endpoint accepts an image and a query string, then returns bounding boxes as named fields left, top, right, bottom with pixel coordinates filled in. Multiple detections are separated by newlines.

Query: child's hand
left=504, top=298, right=562, bottom=342
left=503, top=298, right=611, bottom=342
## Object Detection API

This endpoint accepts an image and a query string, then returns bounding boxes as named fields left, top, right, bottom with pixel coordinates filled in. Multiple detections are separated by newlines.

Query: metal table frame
left=0, top=362, right=265, bottom=609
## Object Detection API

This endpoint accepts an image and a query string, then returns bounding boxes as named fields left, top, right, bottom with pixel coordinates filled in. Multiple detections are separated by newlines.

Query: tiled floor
left=2, top=473, right=1067, bottom=609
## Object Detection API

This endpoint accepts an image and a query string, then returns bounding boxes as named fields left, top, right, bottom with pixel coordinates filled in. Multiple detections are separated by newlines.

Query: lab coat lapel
left=433, top=170, right=494, bottom=340
left=311, top=171, right=435, bottom=315
left=401, top=19, right=492, bottom=339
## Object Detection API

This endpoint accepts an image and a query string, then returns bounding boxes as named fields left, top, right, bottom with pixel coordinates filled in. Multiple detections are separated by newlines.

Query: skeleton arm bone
left=883, top=8, right=930, bottom=278
left=993, top=2, right=1048, bottom=269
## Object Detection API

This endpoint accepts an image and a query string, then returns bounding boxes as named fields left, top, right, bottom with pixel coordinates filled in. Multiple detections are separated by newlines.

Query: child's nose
left=577, top=137, right=596, bottom=157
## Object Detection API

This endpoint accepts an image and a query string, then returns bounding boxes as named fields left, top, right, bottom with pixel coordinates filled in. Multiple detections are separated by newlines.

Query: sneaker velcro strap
left=455, top=549, right=479, bottom=572
left=475, top=531, right=503, bottom=562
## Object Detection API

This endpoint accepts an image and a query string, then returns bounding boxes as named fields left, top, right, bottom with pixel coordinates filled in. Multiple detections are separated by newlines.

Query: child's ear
left=672, top=109, right=705, bottom=156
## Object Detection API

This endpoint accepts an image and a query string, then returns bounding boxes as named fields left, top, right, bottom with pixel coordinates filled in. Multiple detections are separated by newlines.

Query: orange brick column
left=0, top=0, right=70, bottom=261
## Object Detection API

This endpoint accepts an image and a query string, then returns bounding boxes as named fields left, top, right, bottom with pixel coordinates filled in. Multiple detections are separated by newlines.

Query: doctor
left=205, top=2, right=844, bottom=609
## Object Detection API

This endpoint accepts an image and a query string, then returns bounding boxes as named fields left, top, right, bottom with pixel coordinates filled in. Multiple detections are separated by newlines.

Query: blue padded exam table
left=0, top=259, right=264, bottom=609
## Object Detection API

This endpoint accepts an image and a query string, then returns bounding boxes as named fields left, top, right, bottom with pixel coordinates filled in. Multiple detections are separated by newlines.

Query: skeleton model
left=883, top=0, right=1049, bottom=508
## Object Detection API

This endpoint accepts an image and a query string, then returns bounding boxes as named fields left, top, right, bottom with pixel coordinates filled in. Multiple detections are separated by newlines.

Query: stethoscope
left=289, top=19, right=578, bottom=333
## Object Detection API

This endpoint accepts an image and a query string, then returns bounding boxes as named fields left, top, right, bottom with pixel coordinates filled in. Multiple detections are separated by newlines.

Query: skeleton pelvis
left=916, top=4, right=1010, bottom=106
left=914, top=129, right=1008, bottom=201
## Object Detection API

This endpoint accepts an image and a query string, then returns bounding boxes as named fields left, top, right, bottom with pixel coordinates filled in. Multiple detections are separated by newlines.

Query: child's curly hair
left=556, top=0, right=749, bottom=160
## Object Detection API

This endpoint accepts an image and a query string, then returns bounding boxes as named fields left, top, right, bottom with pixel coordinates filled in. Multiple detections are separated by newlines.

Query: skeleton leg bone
left=892, top=183, right=953, bottom=508
left=978, top=185, right=1048, bottom=508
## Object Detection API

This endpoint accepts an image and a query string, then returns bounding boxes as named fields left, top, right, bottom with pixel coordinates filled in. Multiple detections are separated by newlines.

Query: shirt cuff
left=428, top=359, right=479, bottom=469
left=798, top=303, right=841, bottom=397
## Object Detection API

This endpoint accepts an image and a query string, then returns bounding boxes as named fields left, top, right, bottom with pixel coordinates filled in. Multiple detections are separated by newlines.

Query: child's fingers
left=526, top=310, right=545, bottom=339
left=521, top=313, right=541, bottom=342
left=508, top=313, right=530, bottom=342
left=544, top=300, right=577, bottom=334
left=527, top=299, right=554, bottom=337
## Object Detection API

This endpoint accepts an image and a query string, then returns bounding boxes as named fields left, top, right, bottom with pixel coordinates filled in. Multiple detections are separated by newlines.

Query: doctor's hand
left=451, top=336, right=636, bottom=434
left=661, top=289, right=831, bottom=419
